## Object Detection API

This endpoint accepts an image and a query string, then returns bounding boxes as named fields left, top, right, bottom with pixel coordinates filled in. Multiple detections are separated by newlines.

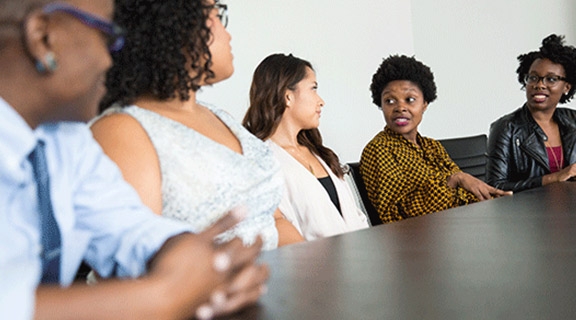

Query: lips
left=532, top=94, right=548, bottom=103
left=394, top=117, right=409, bottom=126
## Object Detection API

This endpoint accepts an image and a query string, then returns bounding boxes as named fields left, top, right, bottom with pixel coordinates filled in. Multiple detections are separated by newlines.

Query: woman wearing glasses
left=91, top=0, right=303, bottom=248
left=486, top=34, right=576, bottom=192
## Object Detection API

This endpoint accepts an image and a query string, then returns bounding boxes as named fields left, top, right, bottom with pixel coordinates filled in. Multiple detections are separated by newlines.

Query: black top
left=317, top=176, right=341, bottom=215
left=486, top=104, right=576, bottom=192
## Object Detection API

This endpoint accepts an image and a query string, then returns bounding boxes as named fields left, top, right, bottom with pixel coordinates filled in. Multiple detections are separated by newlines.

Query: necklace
left=545, top=142, right=564, bottom=171
left=281, top=144, right=315, bottom=175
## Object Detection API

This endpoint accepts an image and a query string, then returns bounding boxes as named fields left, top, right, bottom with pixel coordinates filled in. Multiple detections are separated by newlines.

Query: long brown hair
left=243, top=53, right=344, bottom=178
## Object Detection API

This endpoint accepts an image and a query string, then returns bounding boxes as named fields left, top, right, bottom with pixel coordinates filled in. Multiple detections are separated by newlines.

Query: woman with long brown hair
left=243, top=53, right=369, bottom=241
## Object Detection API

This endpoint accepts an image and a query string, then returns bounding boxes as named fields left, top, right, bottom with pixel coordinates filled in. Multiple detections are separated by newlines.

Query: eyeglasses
left=214, top=3, right=228, bottom=28
left=525, top=74, right=567, bottom=87
left=42, top=3, right=125, bottom=52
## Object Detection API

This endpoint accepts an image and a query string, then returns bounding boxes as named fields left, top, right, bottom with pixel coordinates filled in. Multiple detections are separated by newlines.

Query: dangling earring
left=35, top=52, right=58, bottom=74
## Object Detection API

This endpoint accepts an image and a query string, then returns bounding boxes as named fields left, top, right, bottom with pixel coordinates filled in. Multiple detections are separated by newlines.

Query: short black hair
left=370, top=55, right=437, bottom=107
left=516, top=34, right=576, bottom=104
left=100, top=0, right=214, bottom=111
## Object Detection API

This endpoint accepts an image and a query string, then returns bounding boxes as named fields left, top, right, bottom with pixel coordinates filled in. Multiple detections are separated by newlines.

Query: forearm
left=447, top=171, right=463, bottom=189
left=274, top=210, right=304, bottom=246
left=542, top=172, right=559, bottom=186
left=36, top=234, right=211, bottom=320
left=34, top=277, right=199, bottom=320
left=365, top=176, right=403, bottom=224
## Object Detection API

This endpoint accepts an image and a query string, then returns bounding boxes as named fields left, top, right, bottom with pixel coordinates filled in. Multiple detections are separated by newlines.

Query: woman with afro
left=90, top=0, right=303, bottom=248
left=360, top=55, right=509, bottom=224
left=487, top=34, right=576, bottom=192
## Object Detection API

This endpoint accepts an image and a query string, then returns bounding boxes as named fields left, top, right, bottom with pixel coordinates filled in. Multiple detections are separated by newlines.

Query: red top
left=546, top=146, right=564, bottom=173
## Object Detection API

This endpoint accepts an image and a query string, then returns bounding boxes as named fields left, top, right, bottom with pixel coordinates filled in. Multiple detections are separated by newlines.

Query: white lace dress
left=100, top=104, right=283, bottom=250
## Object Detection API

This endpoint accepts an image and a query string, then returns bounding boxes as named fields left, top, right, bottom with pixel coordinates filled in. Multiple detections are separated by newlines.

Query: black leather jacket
left=486, top=104, right=576, bottom=192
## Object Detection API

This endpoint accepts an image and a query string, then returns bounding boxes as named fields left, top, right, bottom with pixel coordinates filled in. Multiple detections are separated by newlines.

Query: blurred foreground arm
left=35, top=211, right=269, bottom=320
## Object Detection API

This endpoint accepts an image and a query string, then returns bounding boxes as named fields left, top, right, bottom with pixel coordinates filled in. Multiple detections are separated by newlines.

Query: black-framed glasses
left=42, top=3, right=125, bottom=52
left=214, top=3, right=228, bottom=28
left=525, top=74, right=567, bottom=87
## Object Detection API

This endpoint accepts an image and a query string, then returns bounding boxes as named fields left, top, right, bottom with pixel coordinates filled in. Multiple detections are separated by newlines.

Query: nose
left=394, top=101, right=407, bottom=112
left=319, top=97, right=325, bottom=107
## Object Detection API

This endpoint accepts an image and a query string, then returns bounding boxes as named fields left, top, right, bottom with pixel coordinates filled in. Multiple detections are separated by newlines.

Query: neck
left=269, top=121, right=302, bottom=148
left=529, top=105, right=556, bottom=124
left=0, top=69, right=51, bottom=130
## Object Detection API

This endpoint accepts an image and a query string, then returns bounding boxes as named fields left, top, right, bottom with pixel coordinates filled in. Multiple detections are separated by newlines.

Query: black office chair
left=347, top=162, right=382, bottom=226
left=438, top=134, right=488, bottom=181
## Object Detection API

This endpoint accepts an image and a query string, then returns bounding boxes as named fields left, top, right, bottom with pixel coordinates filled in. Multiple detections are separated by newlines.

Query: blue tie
left=29, top=141, right=61, bottom=284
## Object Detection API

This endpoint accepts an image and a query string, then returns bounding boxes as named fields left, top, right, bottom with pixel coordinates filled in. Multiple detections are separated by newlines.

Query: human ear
left=22, top=11, right=57, bottom=73
left=285, top=91, right=293, bottom=107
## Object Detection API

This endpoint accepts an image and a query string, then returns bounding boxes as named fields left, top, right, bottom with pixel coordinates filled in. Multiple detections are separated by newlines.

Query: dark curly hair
left=516, top=34, right=576, bottom=104
left=99, top=0, right=215, bottom=111
left=370, top=55, right=437, bottom=108
left=243, top=53, right=344, bottom=178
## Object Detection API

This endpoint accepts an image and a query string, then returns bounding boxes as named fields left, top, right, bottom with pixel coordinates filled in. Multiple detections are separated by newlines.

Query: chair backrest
left=438, top=134, right=487, bottom=181
left=347, top=162, right=383, bottom=226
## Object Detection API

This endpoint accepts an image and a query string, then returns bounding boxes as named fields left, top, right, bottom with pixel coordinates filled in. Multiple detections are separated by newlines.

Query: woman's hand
left=448, top=172, right=513, bottom=201
left=543, top=163, right=576, bottom=185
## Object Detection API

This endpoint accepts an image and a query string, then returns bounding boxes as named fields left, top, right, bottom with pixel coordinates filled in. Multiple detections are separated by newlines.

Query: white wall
left=199, top=0, right=575, bottom=162
left=198, top=0, right=414, bottom=162
left=411, top=0, right=575, bottom=141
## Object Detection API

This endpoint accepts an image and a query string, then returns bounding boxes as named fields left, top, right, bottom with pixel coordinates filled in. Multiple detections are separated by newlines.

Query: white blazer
left=267, top=141, right=369, bottom=241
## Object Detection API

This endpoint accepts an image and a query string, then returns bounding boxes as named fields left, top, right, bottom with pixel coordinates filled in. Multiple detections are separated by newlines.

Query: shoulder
left=420, top=135, right=441, bottom=146
left=198, top=101, right=230, bottom=121
left=38, top=123, right=123, bottom=180
left=489, top=107, right=529, bottom=138
left=91, top=112, right=147, bottom=140
left=364, top=130, right=395, bottom=149
left=35, top=124, right=98, bottom=170
left=556, top=107, right=576, bottom=123
left=90, top=111, right=155, bottom=157
left=421, top=135, right=444, bottom=150
left=493, top=105, right=531, bottom=126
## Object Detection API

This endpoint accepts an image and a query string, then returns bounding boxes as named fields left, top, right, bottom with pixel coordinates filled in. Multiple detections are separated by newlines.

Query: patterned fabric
left=101, top=104, right=283, bottom=250
left=360, top=127, right=478, bottom=224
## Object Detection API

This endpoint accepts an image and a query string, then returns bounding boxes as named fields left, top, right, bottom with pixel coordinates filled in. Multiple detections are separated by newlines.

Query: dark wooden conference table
left=229, top=182, right=576, bottom=319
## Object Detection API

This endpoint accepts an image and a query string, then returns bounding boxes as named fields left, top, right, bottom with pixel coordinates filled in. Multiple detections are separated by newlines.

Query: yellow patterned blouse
left=360, top=127, right=478, bottom=224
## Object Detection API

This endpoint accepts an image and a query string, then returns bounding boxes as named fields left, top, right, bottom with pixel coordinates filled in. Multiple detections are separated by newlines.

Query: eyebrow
left=382, top=88, right=419, bottom=95
left=529, top=72, right=565, bottom=77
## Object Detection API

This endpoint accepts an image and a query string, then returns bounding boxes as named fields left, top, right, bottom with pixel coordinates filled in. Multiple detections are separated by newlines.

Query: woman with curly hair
left=243, top=53, right=369, bottom=240
left=486, top=34, right=576, bottom=193
left=360, top=55, right=509, bottom=224
left=90, top=0, right=303, bottom=248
